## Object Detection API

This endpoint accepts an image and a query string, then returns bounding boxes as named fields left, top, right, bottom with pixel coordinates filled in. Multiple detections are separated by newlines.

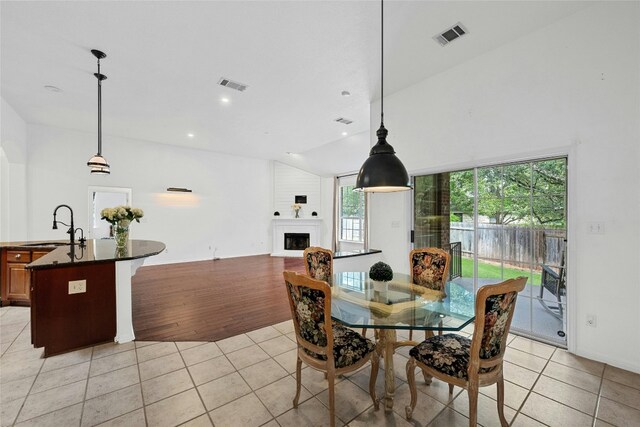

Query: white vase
left=373, top=280, right=388, bottom=292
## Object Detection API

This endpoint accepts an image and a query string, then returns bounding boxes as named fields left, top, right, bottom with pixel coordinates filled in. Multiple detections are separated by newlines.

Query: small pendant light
left=355, top=0, right=410, bottom=192
left=87, top=49, right=110, bottom=175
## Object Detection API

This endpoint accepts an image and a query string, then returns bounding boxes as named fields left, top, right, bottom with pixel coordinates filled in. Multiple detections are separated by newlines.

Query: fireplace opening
left=284, top=233, right=310, bottom=251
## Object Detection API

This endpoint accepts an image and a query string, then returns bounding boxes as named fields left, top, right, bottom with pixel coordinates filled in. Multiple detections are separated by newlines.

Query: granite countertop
left=334, top=249, right=382, bottom=259
left=0, top=240, right=71, bottom=249
left=25, top=239, right=165, bottom=270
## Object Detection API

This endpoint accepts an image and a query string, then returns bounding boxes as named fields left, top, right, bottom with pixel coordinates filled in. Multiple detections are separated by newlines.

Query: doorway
left=413, top=157, right=567, bottom=346
left=87, top=186, right=132, bottom=239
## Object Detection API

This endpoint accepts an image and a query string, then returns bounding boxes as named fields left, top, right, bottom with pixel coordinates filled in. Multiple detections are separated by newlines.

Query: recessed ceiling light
left=187, top=133, right=195, bottom=138
left=44, top=85, right=62, bottom=92
left=341, top=90, right=351, bottom=97
left=342, top=132, right=348, bottom=136
left=221, top=97, right=230, bottom=104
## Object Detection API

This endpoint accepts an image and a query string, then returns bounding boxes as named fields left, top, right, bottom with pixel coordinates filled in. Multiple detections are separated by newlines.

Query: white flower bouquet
left=291, top=203, right=302, bottom=218
left=100, top=205, right=144, bottom=226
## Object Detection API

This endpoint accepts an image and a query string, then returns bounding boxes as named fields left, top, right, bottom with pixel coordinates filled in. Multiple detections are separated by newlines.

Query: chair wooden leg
left=362, top=327, right=368, bottom=337
left=449, top=384, right=454, bottom=394
left=467, top=383, right=479, bottom=427
left=405, top=358, right=418, bottom=420
left=293, top=357, right=302, bottom=407
left=421, top=368, right=433, bottom=385
left=328, top=370, right=336, bottom=427
left=496, top=374, right=508, bottom=427
left=369, top=351, right=380, bottom=410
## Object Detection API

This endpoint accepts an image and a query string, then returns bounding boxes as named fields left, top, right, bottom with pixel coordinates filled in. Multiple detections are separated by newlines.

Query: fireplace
left=272, top=218, right=322, bottom=257
left=284, top=233, right=310, bottom=251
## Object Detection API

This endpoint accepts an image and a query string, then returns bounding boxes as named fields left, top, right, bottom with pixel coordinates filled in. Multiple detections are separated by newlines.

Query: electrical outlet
left=586, top=314, right=597, bottom=327
left=69, top=280, right=86, bottom=294
left=588, top=222, right=605, bottom=234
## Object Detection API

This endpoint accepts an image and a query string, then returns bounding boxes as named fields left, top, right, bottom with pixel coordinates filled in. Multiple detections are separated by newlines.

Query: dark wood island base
left=31, top=261, right=116, bottom=357
left=19, top=239, right=165, bottom=357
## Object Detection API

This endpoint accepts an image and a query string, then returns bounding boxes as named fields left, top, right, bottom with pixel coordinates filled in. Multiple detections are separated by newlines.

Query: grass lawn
left=461, top=257, right=542, bottom=285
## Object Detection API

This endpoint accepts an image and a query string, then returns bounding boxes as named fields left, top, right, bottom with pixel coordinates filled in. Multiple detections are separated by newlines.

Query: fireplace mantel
left=272, top=218, right=322, bottom=257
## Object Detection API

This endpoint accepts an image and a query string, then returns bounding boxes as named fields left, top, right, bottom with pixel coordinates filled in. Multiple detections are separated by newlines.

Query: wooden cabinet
left=31, top=261, right=116, bottom=357
left=1, top=248, right=52, bottom=306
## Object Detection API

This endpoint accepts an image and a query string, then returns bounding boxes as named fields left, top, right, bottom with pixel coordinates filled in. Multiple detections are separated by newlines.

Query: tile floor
left=1, top=306, right=640, bottom=427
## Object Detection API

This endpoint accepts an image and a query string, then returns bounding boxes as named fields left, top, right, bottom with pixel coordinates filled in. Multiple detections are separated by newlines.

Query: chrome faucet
left=52, top=204, right=75, bottom=246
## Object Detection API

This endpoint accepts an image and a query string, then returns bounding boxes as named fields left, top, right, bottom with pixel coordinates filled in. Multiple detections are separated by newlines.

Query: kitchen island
left=26, top=239, right=164, bottom=356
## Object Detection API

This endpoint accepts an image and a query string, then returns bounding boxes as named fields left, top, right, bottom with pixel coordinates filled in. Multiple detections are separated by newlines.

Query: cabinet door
left=7, top=263, right=30, bottom=301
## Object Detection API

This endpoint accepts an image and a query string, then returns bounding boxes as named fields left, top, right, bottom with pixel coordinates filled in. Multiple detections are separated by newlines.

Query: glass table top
left=331, top=272, right=476, bottom=331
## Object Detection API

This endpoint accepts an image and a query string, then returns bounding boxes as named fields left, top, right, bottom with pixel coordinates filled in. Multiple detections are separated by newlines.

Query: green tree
left=450, top=169, right=474, bottom=217
left=449, top=159, right=566, bottom=226
left=341, top=186, right=363, bottom=217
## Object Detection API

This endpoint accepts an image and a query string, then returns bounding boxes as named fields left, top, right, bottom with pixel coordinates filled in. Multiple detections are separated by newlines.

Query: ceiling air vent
left=434, top=22, right=468, bottom=46
left=334, top=117, right=353, bottom=125
left=218, top=77, right=248, bottom=92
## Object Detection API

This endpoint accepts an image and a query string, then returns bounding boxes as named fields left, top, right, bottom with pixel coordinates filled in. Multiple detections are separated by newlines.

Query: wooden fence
left=450, top=223, right=565, bottom=268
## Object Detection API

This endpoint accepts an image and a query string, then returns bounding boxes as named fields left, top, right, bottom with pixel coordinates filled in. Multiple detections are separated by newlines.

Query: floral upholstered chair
left=405, top=277, right=527, bottom=427
left=410, top=247, right=450, bottom=291
left=303, top=246, right=372, bottom=338
left=283, top=271, right=378, bottom=427
left=303, top=246, right=333, bottom=284
left=408, top=247, right=451, bottom=341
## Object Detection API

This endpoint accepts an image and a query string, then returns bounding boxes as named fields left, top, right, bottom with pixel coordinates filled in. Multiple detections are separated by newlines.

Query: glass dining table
left=330, top=272, right=476, bottom=411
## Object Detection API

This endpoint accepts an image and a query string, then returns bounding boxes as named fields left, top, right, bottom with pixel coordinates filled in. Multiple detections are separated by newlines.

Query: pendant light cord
left=380, top=0, right=384, bottom=126
left=97, top=58, right=102, bottom=156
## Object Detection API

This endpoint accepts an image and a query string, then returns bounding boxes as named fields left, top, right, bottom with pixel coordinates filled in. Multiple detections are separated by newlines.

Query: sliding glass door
left=413, top=157, right=567, bottom=346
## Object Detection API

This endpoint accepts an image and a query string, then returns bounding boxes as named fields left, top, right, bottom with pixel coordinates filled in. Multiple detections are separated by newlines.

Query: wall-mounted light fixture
left=166, top=187, right=192, bottom=193
left=87, top=49, right=110, bottom=175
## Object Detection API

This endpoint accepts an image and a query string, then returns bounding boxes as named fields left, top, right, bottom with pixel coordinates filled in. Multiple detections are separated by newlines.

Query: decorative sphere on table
left=369, top=261, right=393, bottom=282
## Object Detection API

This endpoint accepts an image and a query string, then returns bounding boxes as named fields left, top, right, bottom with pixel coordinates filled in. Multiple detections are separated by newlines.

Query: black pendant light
left=86, top=49, right=110, bottom=175
left=355, top=0, right=410, bottom=192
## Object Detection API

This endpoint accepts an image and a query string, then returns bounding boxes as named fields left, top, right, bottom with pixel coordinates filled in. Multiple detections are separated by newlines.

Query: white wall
left=272, top=162, right=334, bottom=250
left=25, top=124, right=273, bottom=264
left=319, top=176, right=334, bottom=249
left=369, top=3, right=640, bottom=372
left=273, top=162, right=322, bottom=218
left=0, top=97, right=28, bottom=242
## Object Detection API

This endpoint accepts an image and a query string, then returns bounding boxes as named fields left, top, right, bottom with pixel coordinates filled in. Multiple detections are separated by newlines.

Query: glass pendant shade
left=355, top=123, right=410, bottom=192
left=87, top=154, right=110, bottom=174
left=87, top=49, right=110, bottom=175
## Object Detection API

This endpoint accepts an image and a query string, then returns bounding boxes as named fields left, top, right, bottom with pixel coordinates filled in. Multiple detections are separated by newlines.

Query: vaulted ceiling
left=1, top=1, right=592, bottom=175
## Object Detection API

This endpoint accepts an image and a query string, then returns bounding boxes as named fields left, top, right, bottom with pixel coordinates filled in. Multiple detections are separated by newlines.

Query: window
left=339, top=185, right=364, bottom=242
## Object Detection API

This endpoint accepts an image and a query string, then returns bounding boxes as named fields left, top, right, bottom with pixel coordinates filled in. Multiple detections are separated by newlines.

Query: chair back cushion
left=410, top=248, right=450, bottom=291
left=479, top=291, right=518, bottom=359
left=304, top=247, right=333, bottom=283
left=285, top=281, right=327, bottom=347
